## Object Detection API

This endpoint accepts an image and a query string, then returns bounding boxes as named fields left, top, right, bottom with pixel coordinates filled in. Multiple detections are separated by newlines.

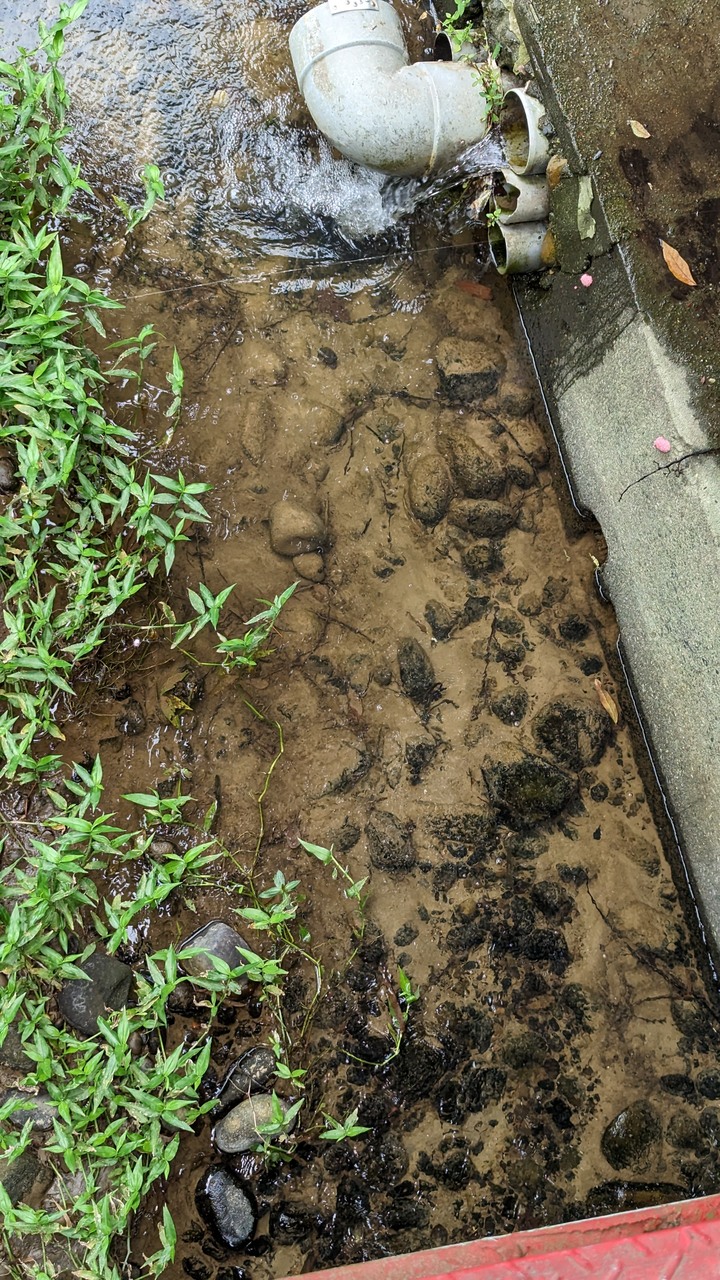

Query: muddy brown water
left=4, top=3, right=720, bottom=1278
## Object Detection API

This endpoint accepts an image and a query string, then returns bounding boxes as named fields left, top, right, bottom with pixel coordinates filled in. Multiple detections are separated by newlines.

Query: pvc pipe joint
left=289, top=0, right=490, bottom=177
left=499, top=88, right=550, bottom=175
left=488, top=221, right=556, bottom=275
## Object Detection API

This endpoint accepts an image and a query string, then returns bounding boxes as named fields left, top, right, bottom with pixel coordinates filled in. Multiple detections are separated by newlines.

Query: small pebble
left=653, top=436, right=671, bottom=453
left=580, top=273, right=593, bottom=287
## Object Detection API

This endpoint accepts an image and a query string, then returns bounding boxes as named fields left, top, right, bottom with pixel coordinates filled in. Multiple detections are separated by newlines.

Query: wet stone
left=397, top=636, right=438, bottom=704
left=437, top=426, right=506, bottom=499
left=586, top=1181, right=686, bottom=1215
left=425, top=598, right=459, bottom=641
left=269, top=499, right=326, bottom=557
left=292, top=552, right=324, bottom=582
left=531, top=880, right=574, bottom=922
left=501, top=1031, right=547, bottom=1069
left=436, top=338, right=505, bottom=403
left=115, top=698, right=146, bottom=735
left=490, top=688, right=529, bottom=725
left=197, top=1166, right=258, bottom=1249
left=407, top=454, right=454, bottom=524
left=461, top=541, right=503, bottom=579
left=533, top=698, right=612, bottom=770
left=2, top=1090, right=57, bottom=1132
left=405, top=738, right=437, bottom=784
left=0, top=457, right=19, bottom=494
left=698, top=1068, right=720, bottom=1100
left=601, top=1101, right=662, bottom=1171
left=666, top=1110, right=705, bottom=1152
left=394, top=922, right=419, bottom=946
left=365, top=810, right=415, bottom=874
left=463, top=1066, right=507, bottom=1111
left=0, top=1150, right=41, bottom=1206
left=559, top=615, right=591, bottom=643
left=180, top=920, right=251, bottom=986
left=0, top=1025, right=33, bottom=1073
left=448, top=499, right=516, bottom=539
left=660, top=1073, right=696, bottom=1099
left=57, top=951, right=132, bottom=1036
left=213, top=1094, right=293, bottom=1154
left=482, top=754, right=576, bottom=828
left=213, top=1048, right=277, bottom=1115
left=269, top=1200, right=316, bottom=1243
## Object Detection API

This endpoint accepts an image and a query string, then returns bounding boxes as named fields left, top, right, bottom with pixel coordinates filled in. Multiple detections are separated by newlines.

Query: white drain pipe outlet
left=289, top=0, right=490, bottom=177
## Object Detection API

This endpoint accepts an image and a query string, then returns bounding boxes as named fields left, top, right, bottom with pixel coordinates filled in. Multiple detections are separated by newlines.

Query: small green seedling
left=320, top=1107, right=370, bottom=1142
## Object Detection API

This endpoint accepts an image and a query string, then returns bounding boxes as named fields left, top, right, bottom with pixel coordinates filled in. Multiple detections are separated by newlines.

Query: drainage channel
left=1, top=4, right=720, bottom=1280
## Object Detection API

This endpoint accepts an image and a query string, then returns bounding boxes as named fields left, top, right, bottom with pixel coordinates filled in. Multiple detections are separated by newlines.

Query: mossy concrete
left=495, top=1, right=720, bottom=955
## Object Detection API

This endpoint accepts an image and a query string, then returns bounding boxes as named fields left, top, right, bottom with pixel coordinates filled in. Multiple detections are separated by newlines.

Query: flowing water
left=3, top=3, right=720, bottom=1278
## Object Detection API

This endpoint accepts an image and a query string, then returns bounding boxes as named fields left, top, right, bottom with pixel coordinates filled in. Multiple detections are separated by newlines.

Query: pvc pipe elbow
left=289, top=0, right=489, bottom=177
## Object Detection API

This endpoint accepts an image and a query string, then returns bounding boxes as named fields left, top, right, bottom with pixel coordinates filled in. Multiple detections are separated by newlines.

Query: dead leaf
left=660, top=240, right=697, bottom=287
left=594, top=678, right=619, bottom=725
left=455, top=280, right=493, bottom=300
left=160, top=692, right=193, bottom=728
left=628, top=119, right=651, bottom=138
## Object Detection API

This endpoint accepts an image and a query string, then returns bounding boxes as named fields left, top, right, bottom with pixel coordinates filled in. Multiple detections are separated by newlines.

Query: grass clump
left=0, top=1, right=211, bottom=782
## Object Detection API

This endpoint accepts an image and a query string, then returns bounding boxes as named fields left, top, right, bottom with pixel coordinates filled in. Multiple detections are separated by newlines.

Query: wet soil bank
left=2, top=3, right=720, bottom=1278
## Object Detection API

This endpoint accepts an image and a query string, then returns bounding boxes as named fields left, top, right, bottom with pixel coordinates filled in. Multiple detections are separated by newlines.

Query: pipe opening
left=499, top=89, right=550, bottom=176
left=433, top=32, right=453, bottom=61
left=488, top=220, right=555, bottom=275
left=488, top=224, right=508, bottom=273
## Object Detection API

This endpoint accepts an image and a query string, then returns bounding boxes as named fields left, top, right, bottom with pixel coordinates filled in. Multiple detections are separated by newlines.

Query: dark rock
left=461, top=542, right=503, bottom=579
left=559, top=615, right=591, bottom=643
left=362, top=1133, right=409, bottom=1186
left=490, top=687, right=529, bottom=725
left=0, top=1150, right=41, bottom=1205
left=700, top=1107, right=720, bottom=1145
left=660, top=1073, right=696, bottom=1099
left=180, top=920, right=251, bottom=985
left=394, top=923, right=419, bottom=947
left=394, top=1038, right=445, bottom=1103
left=318, top=346, right=338, bottom=368
left=407, top=455, right=454, bottom=524
left=405, top=738, right=437, bottom=784
left=57, top=951, right=132, bottom=1036
left=0, top=1025, right=33, bottom=1073
left=397, top=637, right=438, bottom=704
left=464, top=1066, right=506, bottom=1111
left=0, top=456, right=19, bottom=494
left=482, top=754, right=576, bottom=828
left=501, top=1031, right=547, bottom=1069
left=437, top=426, right=506, bottom=498
left=269, top=1201, right=316, bottom=1242
left=462, top=594, right=491, bottom=625
left=196, top=1167, right=257, bottom=1249
left=581, top=655, right=603, bottom=675
left=531, top=880, right=574, bottom=921
left=366, top=811, right=415, bottom=873
left=425, top=599, right=458, bottom=640
left=533, top=698, right=612, bottom=770
left=2, top=1090, right=57, bottom=1132
left=448, top=499, right=516, bottom=539
left=115, top=698, right=146, bottom=735
left=601, top=1101, right=662, bottom=1171
left=523, top=927, right=571, bottom=973
left=697, top=1069, right=720, bottom=1100
left=436, top=338, right=505, bottom=403
left=386, top=1201, right=428, bottom=1230
left=437, top=1149, right=474, bottom=1190
left=183, top=1258, right=212, bottom=1280
left=590, top=782, right=609, bottom=802
left=666, top=1110, right=705, bottom=1152
left=214, top=1048, right=277, bottom=1115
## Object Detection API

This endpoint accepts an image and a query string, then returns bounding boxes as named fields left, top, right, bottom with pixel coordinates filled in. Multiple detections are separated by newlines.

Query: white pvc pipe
left=289, top=0, right=490, bottom=177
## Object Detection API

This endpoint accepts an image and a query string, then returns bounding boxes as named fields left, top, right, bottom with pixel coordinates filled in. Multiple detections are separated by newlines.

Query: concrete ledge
left=499, top=8, right=720, bottom=955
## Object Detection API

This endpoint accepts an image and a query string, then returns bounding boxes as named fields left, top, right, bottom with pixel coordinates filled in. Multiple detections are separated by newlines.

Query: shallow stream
left=3, top=3, right=720, bottom=1278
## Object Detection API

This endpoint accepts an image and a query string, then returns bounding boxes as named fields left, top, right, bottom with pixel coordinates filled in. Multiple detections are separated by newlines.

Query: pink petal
left=580, top=273, right=593, bottom=287
left=653, top=436, right=671, bottom=453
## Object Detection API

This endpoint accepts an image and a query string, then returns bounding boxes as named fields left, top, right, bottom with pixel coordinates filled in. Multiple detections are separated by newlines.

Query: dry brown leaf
left=628, top=119, right=651, bottom=138
left=455, top=280, right=493, bottom=300
left=594, top=677, right=619, bottom=724
left=660, top=239, right=697, bottom=287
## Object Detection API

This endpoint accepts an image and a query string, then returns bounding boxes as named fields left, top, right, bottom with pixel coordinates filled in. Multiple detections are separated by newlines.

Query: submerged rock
left=213, top=1093, right=294, bottom=1154
left=0, top=457, right=19, bottom=494
left=437, top=426, right=506, bottom=498
left=213, top=1047, right=277, bottom=1115
left=407, top=454, right=454, bottom=524
left=397, top=637, right=437, bottom=705
left=448, top=499, right=516, bottom=539
left=601, top=1101, right=662, bottom=1171
left=180, top=920, right=251, bottom=986
left=532, top=698, right=612, bottom=770
left=115, top=698, right=146, bottom=735
left=196, top=1166, right=258, bottom=1248
left=57, top=951, right=132, bottom=1036
left=269, top=499, right=326, bottom=557
left=365, top=811, right=415, bottom=874
left=436, top=339, right=505, bottom=403
left=292, top=552, right=324, bottom=582
left=0, top=1150, right=42, bottom=1206
left=482, top=753, right=576, bottom=828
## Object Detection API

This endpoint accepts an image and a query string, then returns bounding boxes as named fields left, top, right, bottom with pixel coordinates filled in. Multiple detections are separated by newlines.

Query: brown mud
left=2, top=3, right=720, bottom=1278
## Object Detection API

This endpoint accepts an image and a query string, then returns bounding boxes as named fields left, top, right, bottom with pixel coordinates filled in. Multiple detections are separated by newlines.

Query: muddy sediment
left=2, top=3, right=720, bottom=1277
